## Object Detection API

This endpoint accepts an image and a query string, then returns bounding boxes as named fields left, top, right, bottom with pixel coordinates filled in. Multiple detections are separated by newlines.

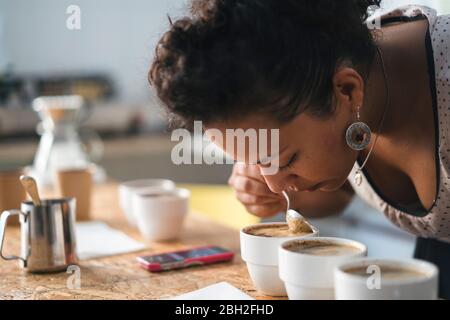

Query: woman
left=149, top=0, right=450, bottom=298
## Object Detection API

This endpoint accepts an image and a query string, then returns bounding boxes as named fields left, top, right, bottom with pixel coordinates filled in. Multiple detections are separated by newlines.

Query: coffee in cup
left=285, top=240, right=363, bottom=256
left=245, top=222, right=313, bottom=238
left=345, top=265, right=429, bottom=280
left=240, top=222, right=319, bottom=297
left=132, top=188, right=189, bottom=241
left=334, top=258, right=438, bottom=300
left=279, top=237, right=367, bottom=300
left=118, top=179, right=176, bottom=226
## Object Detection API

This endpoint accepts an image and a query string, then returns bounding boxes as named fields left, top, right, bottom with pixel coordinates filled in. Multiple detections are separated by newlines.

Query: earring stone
left=346, top=121, right=371, bottom=151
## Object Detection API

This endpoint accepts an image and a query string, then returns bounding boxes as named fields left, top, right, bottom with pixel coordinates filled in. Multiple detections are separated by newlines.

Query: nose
left=261, top=170, right=295, bottom=194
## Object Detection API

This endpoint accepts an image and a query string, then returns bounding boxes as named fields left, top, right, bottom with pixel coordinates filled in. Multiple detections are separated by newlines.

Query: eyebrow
left=256, top=145, right=289, bottom=165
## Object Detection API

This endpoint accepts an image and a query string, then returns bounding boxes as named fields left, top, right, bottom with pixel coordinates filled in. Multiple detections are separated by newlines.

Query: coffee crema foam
left=245, top=224, right=312, bottom=238
left=286, top=241, right=362, bottom=256
left=345, top=265, right=429, bottom=280
left=287, top=217, right=312, bottom=233
left=140, top=192, right=179, bottom=200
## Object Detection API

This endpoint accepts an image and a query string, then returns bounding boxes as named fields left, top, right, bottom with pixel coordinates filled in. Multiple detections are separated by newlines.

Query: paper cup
left=56, top=167, right=92, bottom=221
left=0, top=168, right=26, bottom=225
left=279, top=237, right=367, bottom=300
left=334, top=258, right=438, bottom=300
left=240, top=222, right=319, bottom=297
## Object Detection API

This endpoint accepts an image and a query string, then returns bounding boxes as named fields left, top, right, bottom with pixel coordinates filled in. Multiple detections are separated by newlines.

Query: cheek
left=320, top=135, right=347, bottom=170
left=323, top=131, right=342, bottom=153
left=298, top=129, right=353, bottom=180
left=320, top=131, right=359, bottom=181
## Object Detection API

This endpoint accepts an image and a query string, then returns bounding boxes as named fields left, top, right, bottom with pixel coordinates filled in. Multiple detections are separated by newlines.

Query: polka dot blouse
left=348, top=5, right=450, bottom=242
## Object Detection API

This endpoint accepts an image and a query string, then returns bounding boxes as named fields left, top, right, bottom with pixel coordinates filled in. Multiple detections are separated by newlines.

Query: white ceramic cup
left=240, top=222, right=319, bottom=297
left=118, top=179, right=176, bottom=226
left=334, top=258, right=439, bottom=300
left=279, top=237, right=367, bottom=300
left=132, top=188, right=190, bottom=241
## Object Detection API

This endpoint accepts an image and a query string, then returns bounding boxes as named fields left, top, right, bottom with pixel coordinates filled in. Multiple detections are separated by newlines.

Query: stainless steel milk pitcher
left=0, top=198, right=78, bottom=272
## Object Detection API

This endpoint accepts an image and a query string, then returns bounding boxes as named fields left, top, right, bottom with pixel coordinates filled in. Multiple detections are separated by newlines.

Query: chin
left=319, top=179, right=347, bottom=192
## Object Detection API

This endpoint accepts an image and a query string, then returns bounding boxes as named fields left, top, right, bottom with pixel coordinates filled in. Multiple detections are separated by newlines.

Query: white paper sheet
left=169, top=282, right=254, bottom=300
left=76, top=221, right=146, bottom=260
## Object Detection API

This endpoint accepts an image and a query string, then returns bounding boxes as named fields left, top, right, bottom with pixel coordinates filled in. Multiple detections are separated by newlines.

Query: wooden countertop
left=0, top=182, right=280, bottom=300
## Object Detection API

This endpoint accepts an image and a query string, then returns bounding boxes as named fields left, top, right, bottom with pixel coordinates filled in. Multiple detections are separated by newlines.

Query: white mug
left=118, top=179, right=176, bottom=226
left=132, top=188, right=190, bottom=241
left=334, top=258, right=439, bottom=300
left=240, top=222, right=319, bottom=297
left=279, top=237, right=367, bottom=300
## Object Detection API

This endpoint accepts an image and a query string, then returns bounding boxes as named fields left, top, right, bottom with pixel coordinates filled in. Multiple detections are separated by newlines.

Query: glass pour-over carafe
left=30, top=95, right=104, bottom=186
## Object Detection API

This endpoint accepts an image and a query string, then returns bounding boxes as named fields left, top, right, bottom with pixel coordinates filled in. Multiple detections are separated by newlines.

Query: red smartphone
left=137, top=245, right=234, bottom=272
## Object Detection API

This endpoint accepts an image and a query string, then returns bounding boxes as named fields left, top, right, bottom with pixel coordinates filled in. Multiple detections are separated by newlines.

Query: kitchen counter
left=0, top=134, right=233, bottom=184
left=0, top=182, right=275, bottom=300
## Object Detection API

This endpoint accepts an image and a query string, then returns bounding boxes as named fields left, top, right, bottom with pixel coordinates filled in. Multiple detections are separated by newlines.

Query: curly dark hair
left=149, top=0, right=382, bottom=128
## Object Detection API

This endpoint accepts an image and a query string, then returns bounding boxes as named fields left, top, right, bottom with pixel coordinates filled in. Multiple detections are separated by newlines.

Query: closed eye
left=279, top=153, right=298, bottom=171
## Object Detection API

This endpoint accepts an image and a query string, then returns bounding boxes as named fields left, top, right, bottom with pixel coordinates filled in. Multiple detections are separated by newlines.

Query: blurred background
left=0, top=0, right=231, bottom=184
left=0, top=0, right=448, bottom=256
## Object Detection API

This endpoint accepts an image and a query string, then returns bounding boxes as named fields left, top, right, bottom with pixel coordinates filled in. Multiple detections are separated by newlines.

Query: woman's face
left=208, top=106, right=358, bottom=193
left=206, top=67, right=365, bottom=194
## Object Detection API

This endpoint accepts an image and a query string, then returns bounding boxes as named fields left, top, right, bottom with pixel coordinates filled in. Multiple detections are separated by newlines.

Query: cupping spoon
left=19, top=175, right=42, bottom=206
left=282, top=190, right=306, bottom=232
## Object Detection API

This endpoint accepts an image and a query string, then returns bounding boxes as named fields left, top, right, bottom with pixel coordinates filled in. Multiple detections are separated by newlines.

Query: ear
left=332, top=67, right=365, bottom=113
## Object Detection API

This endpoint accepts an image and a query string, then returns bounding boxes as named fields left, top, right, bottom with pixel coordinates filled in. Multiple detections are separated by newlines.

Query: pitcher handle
left=0, top=210, right=27, bottom=263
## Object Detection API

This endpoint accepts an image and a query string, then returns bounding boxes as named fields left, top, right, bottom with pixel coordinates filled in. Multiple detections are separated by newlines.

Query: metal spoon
left=282, top=191, right=305, bottom=232
left=19, top=175, right=42, bottom=206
